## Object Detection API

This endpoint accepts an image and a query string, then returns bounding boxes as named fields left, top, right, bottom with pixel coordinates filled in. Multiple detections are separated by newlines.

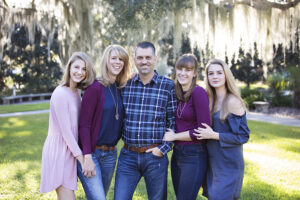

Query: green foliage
left=193, top=44, right=204, bottom=80
left=224, top=51, right=229, bottom=65
left=241, top=87, right=265, bottom=109
left=270, top=94, right=293, bottom=107
left=287, top=66, right=300, bottom=108
left=231, top=42, right=264, bottom=88
left=271, top=43, right=285, bottom=73
left=0, top=60, right=8, bottom=91
left=180, top=33, right=192, bottom=54
left=271, top=28, right=300, bottom=108
left=1, top=24, right=62, bottom=94
left=267, top=72, right=292, bottom=107
left=158, top=26, right=175, bottom=76
left=98, top=0, right=192, bottom=47
left=267, top=73, right=288, bottom=91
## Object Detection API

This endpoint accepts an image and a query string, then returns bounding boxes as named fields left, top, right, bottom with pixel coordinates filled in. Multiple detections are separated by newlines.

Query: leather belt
left=124, top=143, right=159, bottom=153
left=96, top=145, right=115, bottom=151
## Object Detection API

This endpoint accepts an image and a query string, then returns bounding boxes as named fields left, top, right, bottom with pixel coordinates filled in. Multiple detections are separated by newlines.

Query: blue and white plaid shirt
left=121, top=71, right=177, bottom=155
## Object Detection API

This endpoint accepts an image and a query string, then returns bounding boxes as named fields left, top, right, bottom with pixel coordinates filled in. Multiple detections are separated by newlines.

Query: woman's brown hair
left=175, top=54, right=198, bottom=102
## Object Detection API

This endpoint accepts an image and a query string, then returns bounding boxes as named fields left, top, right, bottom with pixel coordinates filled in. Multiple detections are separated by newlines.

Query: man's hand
left=146, top=147, right=163, bottom=157
left=82, top=154, right=96, bottom=178
left=163, top=128, right=177, bottom=141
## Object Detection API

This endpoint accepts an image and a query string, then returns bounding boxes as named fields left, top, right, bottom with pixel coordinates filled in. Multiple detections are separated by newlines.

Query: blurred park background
left=0, top=0, right=300, bottom=110
left=0, top=0, right=300, bottom=199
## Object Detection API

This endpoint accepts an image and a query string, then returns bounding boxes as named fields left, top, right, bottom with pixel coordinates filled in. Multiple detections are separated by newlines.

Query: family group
left=40, top=41, right=250, bottom=200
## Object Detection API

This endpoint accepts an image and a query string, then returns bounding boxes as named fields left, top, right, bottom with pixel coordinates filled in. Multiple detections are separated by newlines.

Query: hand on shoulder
left=227, top=95, right=245, bottom=116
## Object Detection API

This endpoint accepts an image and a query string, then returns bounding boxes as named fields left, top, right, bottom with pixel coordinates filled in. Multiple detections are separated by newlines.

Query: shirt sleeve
left=189, top=87, right=211, bottom=141
left=79, top=84, right=99, bottom=155
left=52, top=89, right=82, bottom=157
left=159, top=82, right=177, bottom=155
left=219, top=113, right=250, bottom=148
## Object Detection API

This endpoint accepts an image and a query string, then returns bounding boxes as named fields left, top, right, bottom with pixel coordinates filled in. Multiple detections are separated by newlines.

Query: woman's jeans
left=77, top=148, right=117, bottom=200
left=171, top=144, right=208, bottom=200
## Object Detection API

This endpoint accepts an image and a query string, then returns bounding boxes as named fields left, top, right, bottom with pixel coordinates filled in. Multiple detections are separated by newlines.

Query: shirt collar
left=133, top=70, right=159, bottom=85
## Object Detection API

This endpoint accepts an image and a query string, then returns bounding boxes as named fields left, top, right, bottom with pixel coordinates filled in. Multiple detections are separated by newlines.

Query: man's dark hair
left=135, top=41, right=156, bottom=55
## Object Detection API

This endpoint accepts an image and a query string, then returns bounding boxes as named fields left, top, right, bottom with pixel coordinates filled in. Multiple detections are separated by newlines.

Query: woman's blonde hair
left=61, top=52, right=96, bottom=89
left=175, top=54, right=198, bottom=102
left=205, top=58, right=246, bottom=120
left=98, top=44, right=131, bottom=88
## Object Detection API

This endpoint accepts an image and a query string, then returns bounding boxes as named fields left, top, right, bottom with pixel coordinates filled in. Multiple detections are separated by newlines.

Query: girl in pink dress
left=40, top=52, right=96, bottom=199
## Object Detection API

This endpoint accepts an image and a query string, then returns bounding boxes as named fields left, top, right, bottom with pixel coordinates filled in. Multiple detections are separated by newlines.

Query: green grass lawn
left=0, top=114, right=299, bottom=199
left=0, top=102, right=50, bottom=114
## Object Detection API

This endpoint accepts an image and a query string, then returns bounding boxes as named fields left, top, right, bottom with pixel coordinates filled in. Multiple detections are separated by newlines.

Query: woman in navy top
left=77, top=45, right=131, bottom=200
left=194, top=59, right=250, bottom=200
left=163, top=54, right=210, bottom=200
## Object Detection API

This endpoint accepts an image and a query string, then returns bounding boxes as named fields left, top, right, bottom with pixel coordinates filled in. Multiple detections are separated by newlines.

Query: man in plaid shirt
left=114, top=41, right=177, bottom=200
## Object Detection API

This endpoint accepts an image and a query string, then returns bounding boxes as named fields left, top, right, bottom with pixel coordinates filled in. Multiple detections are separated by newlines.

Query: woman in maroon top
left=163, top=54, right=210, bottom=200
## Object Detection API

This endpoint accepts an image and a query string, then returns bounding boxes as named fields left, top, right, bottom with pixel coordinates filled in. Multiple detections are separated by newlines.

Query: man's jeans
left=114, top=147, right=169, bottom=200
left=77, top=148, right=117, bottom=200
left=171, top=144, right=208, bottom=200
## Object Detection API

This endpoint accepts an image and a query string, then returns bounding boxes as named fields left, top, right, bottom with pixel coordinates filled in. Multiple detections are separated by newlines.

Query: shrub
left=241, top=87, right=265, bottom=109
left=267, top=72, right=292, bottom=107
left=270, top=94, right=293, bottom=107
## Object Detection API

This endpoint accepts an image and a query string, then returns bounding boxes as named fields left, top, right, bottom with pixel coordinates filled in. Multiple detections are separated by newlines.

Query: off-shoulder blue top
left=204, top=111, right=250, bottom=200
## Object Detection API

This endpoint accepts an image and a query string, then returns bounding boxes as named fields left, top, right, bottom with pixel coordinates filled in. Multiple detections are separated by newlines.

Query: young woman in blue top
left=77, top=45, right=131, bottom=200
left=194, top=59, right=250, bottom=200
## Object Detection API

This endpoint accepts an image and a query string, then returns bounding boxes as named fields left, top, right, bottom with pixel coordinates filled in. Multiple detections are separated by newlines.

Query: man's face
left=134, top=47, right=157, bottom=76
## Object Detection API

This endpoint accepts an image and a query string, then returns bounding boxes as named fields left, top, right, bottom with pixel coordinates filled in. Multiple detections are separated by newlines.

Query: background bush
left=241, top=87, right=266, bottom=109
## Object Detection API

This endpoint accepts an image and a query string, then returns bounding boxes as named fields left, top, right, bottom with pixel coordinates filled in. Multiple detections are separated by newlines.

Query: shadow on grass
left=13, top=162, right=40, bottom=190
left=0, top=114, right=49, bottom=162
left=241, top=160, right=300, bottom=200
left=248, top=121, right=300, bottom=154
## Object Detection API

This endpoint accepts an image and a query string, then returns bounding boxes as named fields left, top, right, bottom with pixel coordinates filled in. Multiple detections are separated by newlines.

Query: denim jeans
left=77, top=148, right=117, bottom=200
left=114, top=147, right=169, bottom=200
left=171, top=144, right=208, bottom=200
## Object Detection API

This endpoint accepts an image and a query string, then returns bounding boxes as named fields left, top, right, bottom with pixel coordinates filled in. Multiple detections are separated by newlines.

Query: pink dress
left=40, top=85, right=82, bottom=193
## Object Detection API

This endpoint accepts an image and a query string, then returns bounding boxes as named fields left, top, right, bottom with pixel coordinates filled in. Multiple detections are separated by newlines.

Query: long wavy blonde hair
left=98, top=44, right=131, bottom=88
left=61, top=52, right=96, bottom=89
left=205, top=59, right=246, bottom=120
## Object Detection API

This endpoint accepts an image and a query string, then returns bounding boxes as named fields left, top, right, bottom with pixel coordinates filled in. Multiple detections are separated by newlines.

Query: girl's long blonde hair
left=98, top=44, right=131, bottom=88
left=61, top=52, right=96, bottom=89
left=205, top=59, right=246, bottom=120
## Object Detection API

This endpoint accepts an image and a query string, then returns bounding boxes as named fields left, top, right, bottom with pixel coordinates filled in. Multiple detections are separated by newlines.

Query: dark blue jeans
left=114, top=147, right=169, bottom=200
left=171, top=144, right=208, bottom=200
left=77, top=148, right=117, bottom=200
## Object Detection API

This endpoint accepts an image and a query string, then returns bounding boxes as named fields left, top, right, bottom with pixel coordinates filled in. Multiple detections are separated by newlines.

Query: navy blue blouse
left=96, top=83, right=124, bottom=146
left=204, top=111, right=250, bottom=200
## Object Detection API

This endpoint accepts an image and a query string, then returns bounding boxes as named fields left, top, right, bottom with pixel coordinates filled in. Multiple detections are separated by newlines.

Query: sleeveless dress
left=204, top=111, right=250, bottom=200
left=40, top=86, right=82, bottom=193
